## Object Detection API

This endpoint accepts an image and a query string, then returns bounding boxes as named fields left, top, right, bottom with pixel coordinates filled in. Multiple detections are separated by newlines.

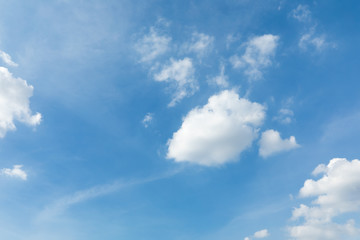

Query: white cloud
left=289, top=220, right=359, bottom=240
left=0, top=67, right=42, bottom=138
left=167, top=90, right=265, bottom=166
left=300, top=158, right=360, bottom=213
left=289, top=158, right=360, bottom=240
left=291, top=5, right=311, bottom=22
left=183, top=32, right=214, bottom=57
left=230, top=34, right=279, bottom=80
left=1, top=165, right=27, bottom=180
left=154, top=58, right=198, bottom=106
left=253, top=229, right=269, bottom=238
left=208, top=63, right=229, bottom=88
left=142, top=113, right=153, bottom=128
left=0, top=50, right=18, bottom=67
left=244, top=229, right=270, bottom=240
left=259, top=129, right=299, bottom=157
left=135, top=27, right=171, bottom=63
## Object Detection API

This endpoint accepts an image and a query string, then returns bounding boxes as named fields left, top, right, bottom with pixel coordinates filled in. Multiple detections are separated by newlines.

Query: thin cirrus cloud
left=37, top=169, right=181, bottom=221
left=289, top=158, right=360, bottom=240
left=167, top=90, right=265, bottom=166
left=259, top=129, right=299, bottom=158
left=0, top=66, right=42, bottom=138
left=154, top=57, right=198, bottom=107
left=230, top=34, right=279, bottom=80
left=1, top=165, right=27, bottom=180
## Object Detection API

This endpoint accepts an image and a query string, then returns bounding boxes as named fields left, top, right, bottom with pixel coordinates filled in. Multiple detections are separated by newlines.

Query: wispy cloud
left=208, top=63, right=229, bottom=88
left=291, top=5, right=335, bottom=52
left=1, top=165, right=27, bottom=180
left=273, top=108, right=294, bottom=124
left=230, top=34, right=279, bottom=80
left=182, top=32, right=214, bottom=57
left=154, top=57, right=198, bottom=107
left=291, top=5, right=311, bottom=23
left=299, top=27, right=335, bottom=52
left=135, top=26, right=171, bottom=63
left=37, top=169, right=180, bottom=220
left=142, top=112, right=154, bottom=128
left=226, top=33, right=240, bottom=49
left=0, top=50, right=18, bottom=67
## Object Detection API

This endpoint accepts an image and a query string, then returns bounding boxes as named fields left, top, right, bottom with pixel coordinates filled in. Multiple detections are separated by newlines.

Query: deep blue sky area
left=0, top=1, right=360, bottom=240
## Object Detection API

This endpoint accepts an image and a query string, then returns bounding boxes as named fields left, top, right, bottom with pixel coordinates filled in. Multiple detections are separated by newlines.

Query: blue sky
left=0, top=0, right=360, bottom=239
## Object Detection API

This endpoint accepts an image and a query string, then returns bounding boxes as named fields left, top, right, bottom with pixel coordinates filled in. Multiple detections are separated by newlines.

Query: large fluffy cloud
left=167, top=90, right=265, bottom=166
left=0, top=67, right=41, bottom=138
left=259, top=129, right=299, bottom=157
left=289, top=158, right=360, bottom=240
left=230, top=34, right=279, bottom=80
left=154, top=58, right=198, bottom=106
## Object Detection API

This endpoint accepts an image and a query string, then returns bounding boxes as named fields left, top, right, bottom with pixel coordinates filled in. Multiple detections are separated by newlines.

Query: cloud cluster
left=289, top=158, right=360, bottom=240
left=259, top=129, right=299, bottom=158
left=291, top=5, right=335, bottom=52
left=135, top=21, right=298, bottom=166
left=0, top=67, right=42, bottom=138
left=136, top=23, right=216, bottom=106
left=167, top=90, right=265, bottom=166
left=1, top=165, right=27, bottom=180
left=230, top=34, right=279, bottom=80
